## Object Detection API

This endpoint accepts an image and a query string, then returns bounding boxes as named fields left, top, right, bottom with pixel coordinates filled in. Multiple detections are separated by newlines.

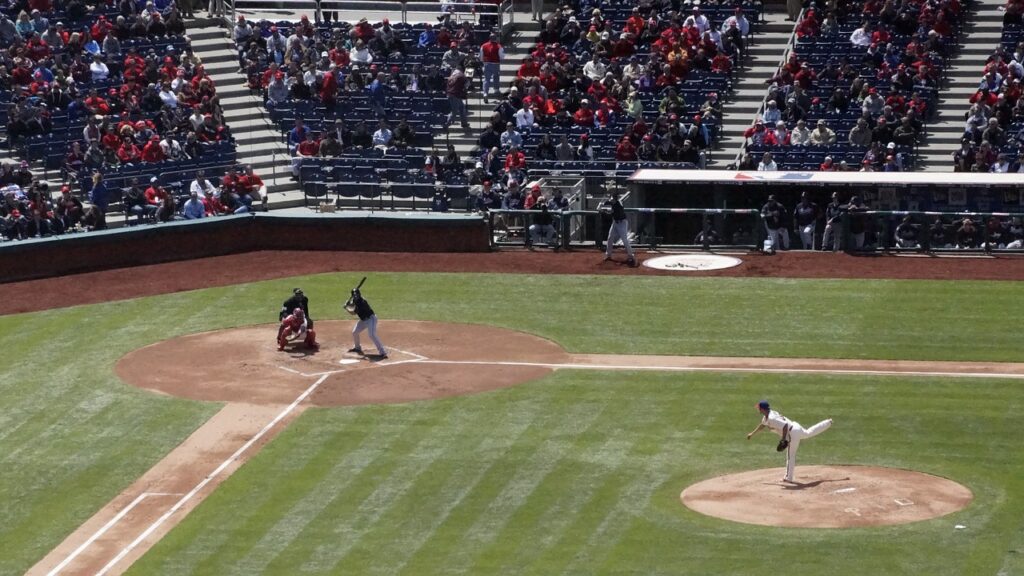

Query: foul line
left=412, top=359, right=1024, bottom=380
left=89, top=373, right=331, bottom=576
left=45, top=493, right=182, bottom=576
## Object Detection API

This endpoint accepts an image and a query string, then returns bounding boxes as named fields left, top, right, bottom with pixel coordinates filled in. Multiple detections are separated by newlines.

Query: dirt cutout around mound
left=681, top=465, right=973, bottom=528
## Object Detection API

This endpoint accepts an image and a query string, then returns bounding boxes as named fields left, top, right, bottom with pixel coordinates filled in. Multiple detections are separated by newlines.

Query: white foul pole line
left=89, top=373, right=331, bottom=576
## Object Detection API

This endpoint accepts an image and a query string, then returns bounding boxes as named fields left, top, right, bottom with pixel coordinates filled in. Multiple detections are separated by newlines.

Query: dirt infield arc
left=116, top=320, right=571, bottom=406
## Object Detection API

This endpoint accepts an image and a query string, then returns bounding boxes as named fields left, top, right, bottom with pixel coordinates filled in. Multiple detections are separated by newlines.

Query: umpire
left=280, top=288, right=313, bottom=328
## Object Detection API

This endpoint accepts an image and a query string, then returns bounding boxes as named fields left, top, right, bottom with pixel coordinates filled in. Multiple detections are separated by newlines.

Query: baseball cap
left=757, top=400, right=770, bottom=411
left=887, top=141, right=896, bottom=149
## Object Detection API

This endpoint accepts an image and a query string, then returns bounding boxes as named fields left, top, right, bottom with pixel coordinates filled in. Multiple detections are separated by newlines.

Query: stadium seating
left=742, top=0, right=968, bottom=171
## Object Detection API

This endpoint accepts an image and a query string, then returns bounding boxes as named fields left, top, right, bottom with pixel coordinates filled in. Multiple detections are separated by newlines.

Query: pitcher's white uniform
left=760, top=408, right=832, bottom=482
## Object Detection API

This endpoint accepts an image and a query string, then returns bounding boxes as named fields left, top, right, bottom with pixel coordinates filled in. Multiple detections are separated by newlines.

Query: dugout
left=626, top=170, right=1024, bottom=247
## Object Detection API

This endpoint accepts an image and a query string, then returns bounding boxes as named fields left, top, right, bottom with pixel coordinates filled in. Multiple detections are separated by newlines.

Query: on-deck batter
left=747, top=400, right=832, bottom=483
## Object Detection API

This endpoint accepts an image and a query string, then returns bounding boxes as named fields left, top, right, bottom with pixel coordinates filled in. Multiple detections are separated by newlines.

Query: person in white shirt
left=757, top=151, right=777, bottom=171
left=160, top=134, right=185, bottom=159
left=689, top=8, right=710, bottom=34
left=849, top=22, right=872, bottom=47
left=747, top=400, right=833, bottom=483
left=189, top=109, right=205, bottom=131
left=514, top=104, right=536, bottom=130
left=89, top=54, right=110, bottom=81
left=790, top=119, right=811, bottom=146
left=722, top=8, right=750, bottom=37
left=351, top=39, right=373, bottom=64
left=372, top=119, right=392, bottom=149
left=583, top=54, right=606, bottom=81
left=990, top=153, right=1011, bottom=173
left=158, top=83, right=178, bottom=108
left=190, top=171, right=218, bottom=197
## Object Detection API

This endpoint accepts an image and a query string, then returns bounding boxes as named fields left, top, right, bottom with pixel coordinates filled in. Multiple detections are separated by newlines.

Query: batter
left=346, top=288, right=387, bottom=359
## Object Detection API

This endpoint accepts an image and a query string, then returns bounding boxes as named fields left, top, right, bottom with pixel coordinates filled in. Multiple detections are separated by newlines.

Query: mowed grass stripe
left=454, top=398, right=610, bottom=574
left=390, top=395, right=571, bottom=576
left=228, top=411, right=420, bottom=575
left=382, top=397, right=542, bottom=576
left=159, top=411, right=382, bottom=575
left=298, top=401, right=472, bottom=574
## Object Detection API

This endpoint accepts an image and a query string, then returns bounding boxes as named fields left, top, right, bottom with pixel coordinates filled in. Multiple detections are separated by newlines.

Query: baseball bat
left=354, top=276, right=367, bottom=292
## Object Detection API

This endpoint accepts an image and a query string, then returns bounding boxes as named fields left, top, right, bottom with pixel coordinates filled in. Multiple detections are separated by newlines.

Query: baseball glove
left=776, top=424, right=790, bottom=452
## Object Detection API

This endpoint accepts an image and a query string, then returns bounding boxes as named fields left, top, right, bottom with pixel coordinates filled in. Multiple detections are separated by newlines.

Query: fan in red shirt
left=141, top=136, right=165, bottom=163
left=615, top=136, right=637, bottom=161
left=116, top=138, right=141, bottom=164
left=320, top=66, right=339, bottom=106
left=277, top=308, right=319, bottom=351
left=145, top=180, right=168, bottom=207
left=712, top=52, right=733, bottom=74
left=329, top=47, right=350, bottom=67
left=518, top=56, right=540, bottom=78
left=505, top=146, right=527, bottom=171
left=574, top=100, right=596, bottom=127
left=202, top=190, right=227, bottom=216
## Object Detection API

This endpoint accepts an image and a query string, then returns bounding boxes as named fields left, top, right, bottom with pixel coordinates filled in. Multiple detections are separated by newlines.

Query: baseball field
left=3, top=252, right=1024, bottom=575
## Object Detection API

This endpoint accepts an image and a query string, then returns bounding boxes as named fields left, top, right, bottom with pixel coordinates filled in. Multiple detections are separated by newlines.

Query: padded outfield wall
left=0, top=211, right=489, bottom=283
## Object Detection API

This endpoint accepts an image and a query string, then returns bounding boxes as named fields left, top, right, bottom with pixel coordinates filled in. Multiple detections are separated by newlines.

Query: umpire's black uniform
left=280, top=289, right=313, bottom=328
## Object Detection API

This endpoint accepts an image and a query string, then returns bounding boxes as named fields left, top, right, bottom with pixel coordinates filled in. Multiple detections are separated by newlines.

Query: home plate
left=338, top=359, right=360, bottom=365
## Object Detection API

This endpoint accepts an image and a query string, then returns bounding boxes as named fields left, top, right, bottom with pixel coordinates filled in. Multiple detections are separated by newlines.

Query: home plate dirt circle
left=116, top=320, right=571, bottom=406
left=681, top=465, right=972, bottom=528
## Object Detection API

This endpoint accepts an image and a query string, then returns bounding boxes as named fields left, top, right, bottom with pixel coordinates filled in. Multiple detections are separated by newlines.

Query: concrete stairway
left=187, top=21, right=305, bottom=208
left=915, top=0, right=1004, bottom=170
left=713, top=9, right=797, bottom=166
left=440, top=13, right=542, bottom=162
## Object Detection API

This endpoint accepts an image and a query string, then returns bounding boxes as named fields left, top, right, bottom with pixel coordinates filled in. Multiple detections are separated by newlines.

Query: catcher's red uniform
left=278, top=309, right=318, bottom=350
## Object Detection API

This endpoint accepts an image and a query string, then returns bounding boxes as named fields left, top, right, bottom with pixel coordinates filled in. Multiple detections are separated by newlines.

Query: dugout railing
left=840, top=210, right=1024, bottom=253
left=486, top=208, right=764, bottom=250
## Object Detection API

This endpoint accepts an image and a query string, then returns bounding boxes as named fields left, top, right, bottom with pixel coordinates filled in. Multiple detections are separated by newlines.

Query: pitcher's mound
left=681, top=465, right=972, bottom=528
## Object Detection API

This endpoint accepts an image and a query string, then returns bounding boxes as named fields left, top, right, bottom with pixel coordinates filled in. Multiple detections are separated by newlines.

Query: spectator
left=757, top=152, right=778, bottom=171
left=555, top=134, right=574, bottom=161
left=88, top=172, right=110, bottom=217
left=372, top=120, right=393, bottom=150
left=480, top=33, right=504, bottom=100
left=849, top=118, right=873, bottom=147
left=790, top=119, right=812, bottom=146
left=810, top=120, right=837, bottom=145
left=445, top=65, right=471, bottom=131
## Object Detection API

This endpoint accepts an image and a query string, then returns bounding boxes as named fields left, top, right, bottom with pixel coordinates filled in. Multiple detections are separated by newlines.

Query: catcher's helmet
left=294, top=308, right=304, bottom=317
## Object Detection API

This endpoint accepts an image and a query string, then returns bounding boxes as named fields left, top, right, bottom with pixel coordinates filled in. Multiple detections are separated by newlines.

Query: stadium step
left=917, top=0, right=1006, bottom=171
left=187, top=24, right=303, bottom=196
left=715, top=8, right=797, bottom=167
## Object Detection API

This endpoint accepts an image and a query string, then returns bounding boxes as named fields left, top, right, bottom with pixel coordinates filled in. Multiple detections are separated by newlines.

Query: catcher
left=344, top=287, right=387, bottom=358
left=277, top=308, right=319, bottom=351
left=746, top=400, right=832, bottom=483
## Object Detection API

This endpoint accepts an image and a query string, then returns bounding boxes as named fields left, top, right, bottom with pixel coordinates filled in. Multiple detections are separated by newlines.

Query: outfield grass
left=125, top=371, right=1024, bottom=576
left=1, top=272, right=1022, bottom=575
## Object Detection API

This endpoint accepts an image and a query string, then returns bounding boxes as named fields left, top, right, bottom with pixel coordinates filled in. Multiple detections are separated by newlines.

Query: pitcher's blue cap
left=757, top=400, right=770, bottom=411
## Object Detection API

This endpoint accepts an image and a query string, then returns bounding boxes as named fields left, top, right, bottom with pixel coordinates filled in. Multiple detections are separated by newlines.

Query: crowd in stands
left=951, top=0, right=1024, bottom=171
left=740, top=0, right=963, bottom=171
left=473, top=0, right=758, bottom=197
left=0, top=0, right=262, bottom=238
left=0, top=160, right=267, bottom=240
